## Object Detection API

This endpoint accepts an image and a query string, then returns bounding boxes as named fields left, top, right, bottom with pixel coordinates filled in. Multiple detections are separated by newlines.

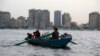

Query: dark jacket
left=27, top=34, right=32, bottom=38
left=34, top=31, right=40, bottom=38
left=52, top=31, right=59, bottom=39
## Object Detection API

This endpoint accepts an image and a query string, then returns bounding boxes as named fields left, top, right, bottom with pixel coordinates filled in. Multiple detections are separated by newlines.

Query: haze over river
left=0, top=29, right=100, bottom=56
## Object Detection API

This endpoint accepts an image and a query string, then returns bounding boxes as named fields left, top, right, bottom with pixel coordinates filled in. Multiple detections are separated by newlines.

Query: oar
left=66, top=34, right=77, bottom=45
left=70, top=41, right=77, bottom=44
left=14, top=39, right=32, bottom=46
left=14, top=33, right=52, bottom=46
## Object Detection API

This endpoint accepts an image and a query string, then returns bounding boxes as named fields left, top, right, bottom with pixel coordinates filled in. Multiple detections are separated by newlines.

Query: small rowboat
left=25, top=34, right=72, bottom=48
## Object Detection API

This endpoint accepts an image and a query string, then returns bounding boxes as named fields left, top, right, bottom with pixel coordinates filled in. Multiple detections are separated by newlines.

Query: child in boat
left=32, top=30, right=41, bottom=39
left=51, top=27, right=59, bottom=39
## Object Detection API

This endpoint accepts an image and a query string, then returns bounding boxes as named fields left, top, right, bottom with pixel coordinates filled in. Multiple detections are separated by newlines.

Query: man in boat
left=32, top=30, right=41, bottom=38
left=51, top=27, right=59, bottom=39
left=25, top=33, right=32, bottom=40
left=27, top=33, right=32, bottom=38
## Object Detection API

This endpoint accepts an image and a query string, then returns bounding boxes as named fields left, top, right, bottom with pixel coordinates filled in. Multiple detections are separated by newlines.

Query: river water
left=0, top=29, right=100, bottom=56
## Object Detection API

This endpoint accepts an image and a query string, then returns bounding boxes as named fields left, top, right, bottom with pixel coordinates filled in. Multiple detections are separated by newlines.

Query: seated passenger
left=33, top=30, right=41, bottom=38
left=64, top=33, right=72, bottom=37
left=26, top=33, right=32, bottom=40
left=51, top=27, right=59, bottom=39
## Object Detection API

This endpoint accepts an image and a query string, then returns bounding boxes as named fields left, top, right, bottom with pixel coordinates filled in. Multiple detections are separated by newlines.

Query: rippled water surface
left=0, top=29, right=100, bottom=56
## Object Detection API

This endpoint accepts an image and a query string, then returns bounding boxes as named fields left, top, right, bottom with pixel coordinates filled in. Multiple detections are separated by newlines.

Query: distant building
left=34, top=10, right=42, bottom=29
left=89, top=12, right=100, bottom=29
left=71, top=22, right=77, bottom=29
left=0, top=11, right=2, bottom=18
left=10, top=17, right=16, bottom=28
left=62, top=13, right=71, bottom=28
left=50, top=22, right=53, bottom=27
left=28, top=9, right=50, bottom=29
left=40, top=10, right=50, bottom=29
left=79, top=23, right=89, bottom=29
left=0, top=11, right=11, bottom=28
left=11, top=16, right=26, bottom=28
left=17, top=16, right=26, bottom=28
left=28, top=9, right=36, bottom=28
left=54, top=10, right=61, bottom=27
left=98, top=15, right=100, bottom=30
left=26, top=17, right=29, bottom=27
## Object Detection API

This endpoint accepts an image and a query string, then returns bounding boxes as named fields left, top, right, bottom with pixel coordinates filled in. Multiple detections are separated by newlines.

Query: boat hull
left=25, top=35, right=72, bottom=48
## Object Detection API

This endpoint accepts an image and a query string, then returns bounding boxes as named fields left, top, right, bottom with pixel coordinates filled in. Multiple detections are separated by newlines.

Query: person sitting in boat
left=33, top=30, right=41, bottom=38
left=51, top=27, right=59, bottom=39
left=25, top=33, right=32, bottom=40
left=60, top=33, right=72, bottom=39
left=27, top=33, right=32, bottom=38
left=64, top=33, right=72, bottom=37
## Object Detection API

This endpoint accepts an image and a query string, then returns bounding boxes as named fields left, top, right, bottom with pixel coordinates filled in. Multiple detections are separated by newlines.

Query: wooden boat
left=25, top=34, right=72, bottom=48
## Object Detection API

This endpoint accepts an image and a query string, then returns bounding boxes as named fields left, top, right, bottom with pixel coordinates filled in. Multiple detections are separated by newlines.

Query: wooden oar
left=66, top=34, right=77, bottom=45
left=70, top=41, right=77, bottom=44
left=14, top=33, right=52, bottom=46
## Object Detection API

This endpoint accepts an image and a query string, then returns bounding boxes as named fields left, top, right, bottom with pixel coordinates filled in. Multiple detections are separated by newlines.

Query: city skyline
left=1, top=10, right=100, bottom=30
left=0, top=0, right=100, bottom=24
left=0, top=9, right=100, bottom=25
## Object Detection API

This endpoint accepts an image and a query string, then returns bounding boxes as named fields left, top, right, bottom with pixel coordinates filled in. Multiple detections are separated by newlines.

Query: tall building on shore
left=11, top=16, right=26, bottom=28
left=10, top=17, right=16, bottom=28
left=0, top=11, right=11, bottom=28
left=62, top=13, right=71, bottom=28
left=89, top=12, right=100, bottom=29
left=40, top=10, right=50, bottom=29
left=17, top=16, right=26, bottom=28
left=28, top=9, right=36, bottom=28
left=34, top=10, right=42, bottom=29
left=54, top=10, right=61, bottom=27
left=28, top=9, right=50, bottom=29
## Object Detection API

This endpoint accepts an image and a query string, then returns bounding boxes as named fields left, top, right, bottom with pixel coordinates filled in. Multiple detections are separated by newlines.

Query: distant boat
left=25, top=35, right=72, bottom=48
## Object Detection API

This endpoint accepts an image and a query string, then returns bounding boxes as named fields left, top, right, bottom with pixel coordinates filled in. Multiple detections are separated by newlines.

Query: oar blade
left=14, top=41, right=26, bottom=46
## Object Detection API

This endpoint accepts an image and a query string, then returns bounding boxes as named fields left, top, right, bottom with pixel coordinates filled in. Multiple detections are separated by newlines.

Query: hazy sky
left=0, top=0, right=100, bottom=24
